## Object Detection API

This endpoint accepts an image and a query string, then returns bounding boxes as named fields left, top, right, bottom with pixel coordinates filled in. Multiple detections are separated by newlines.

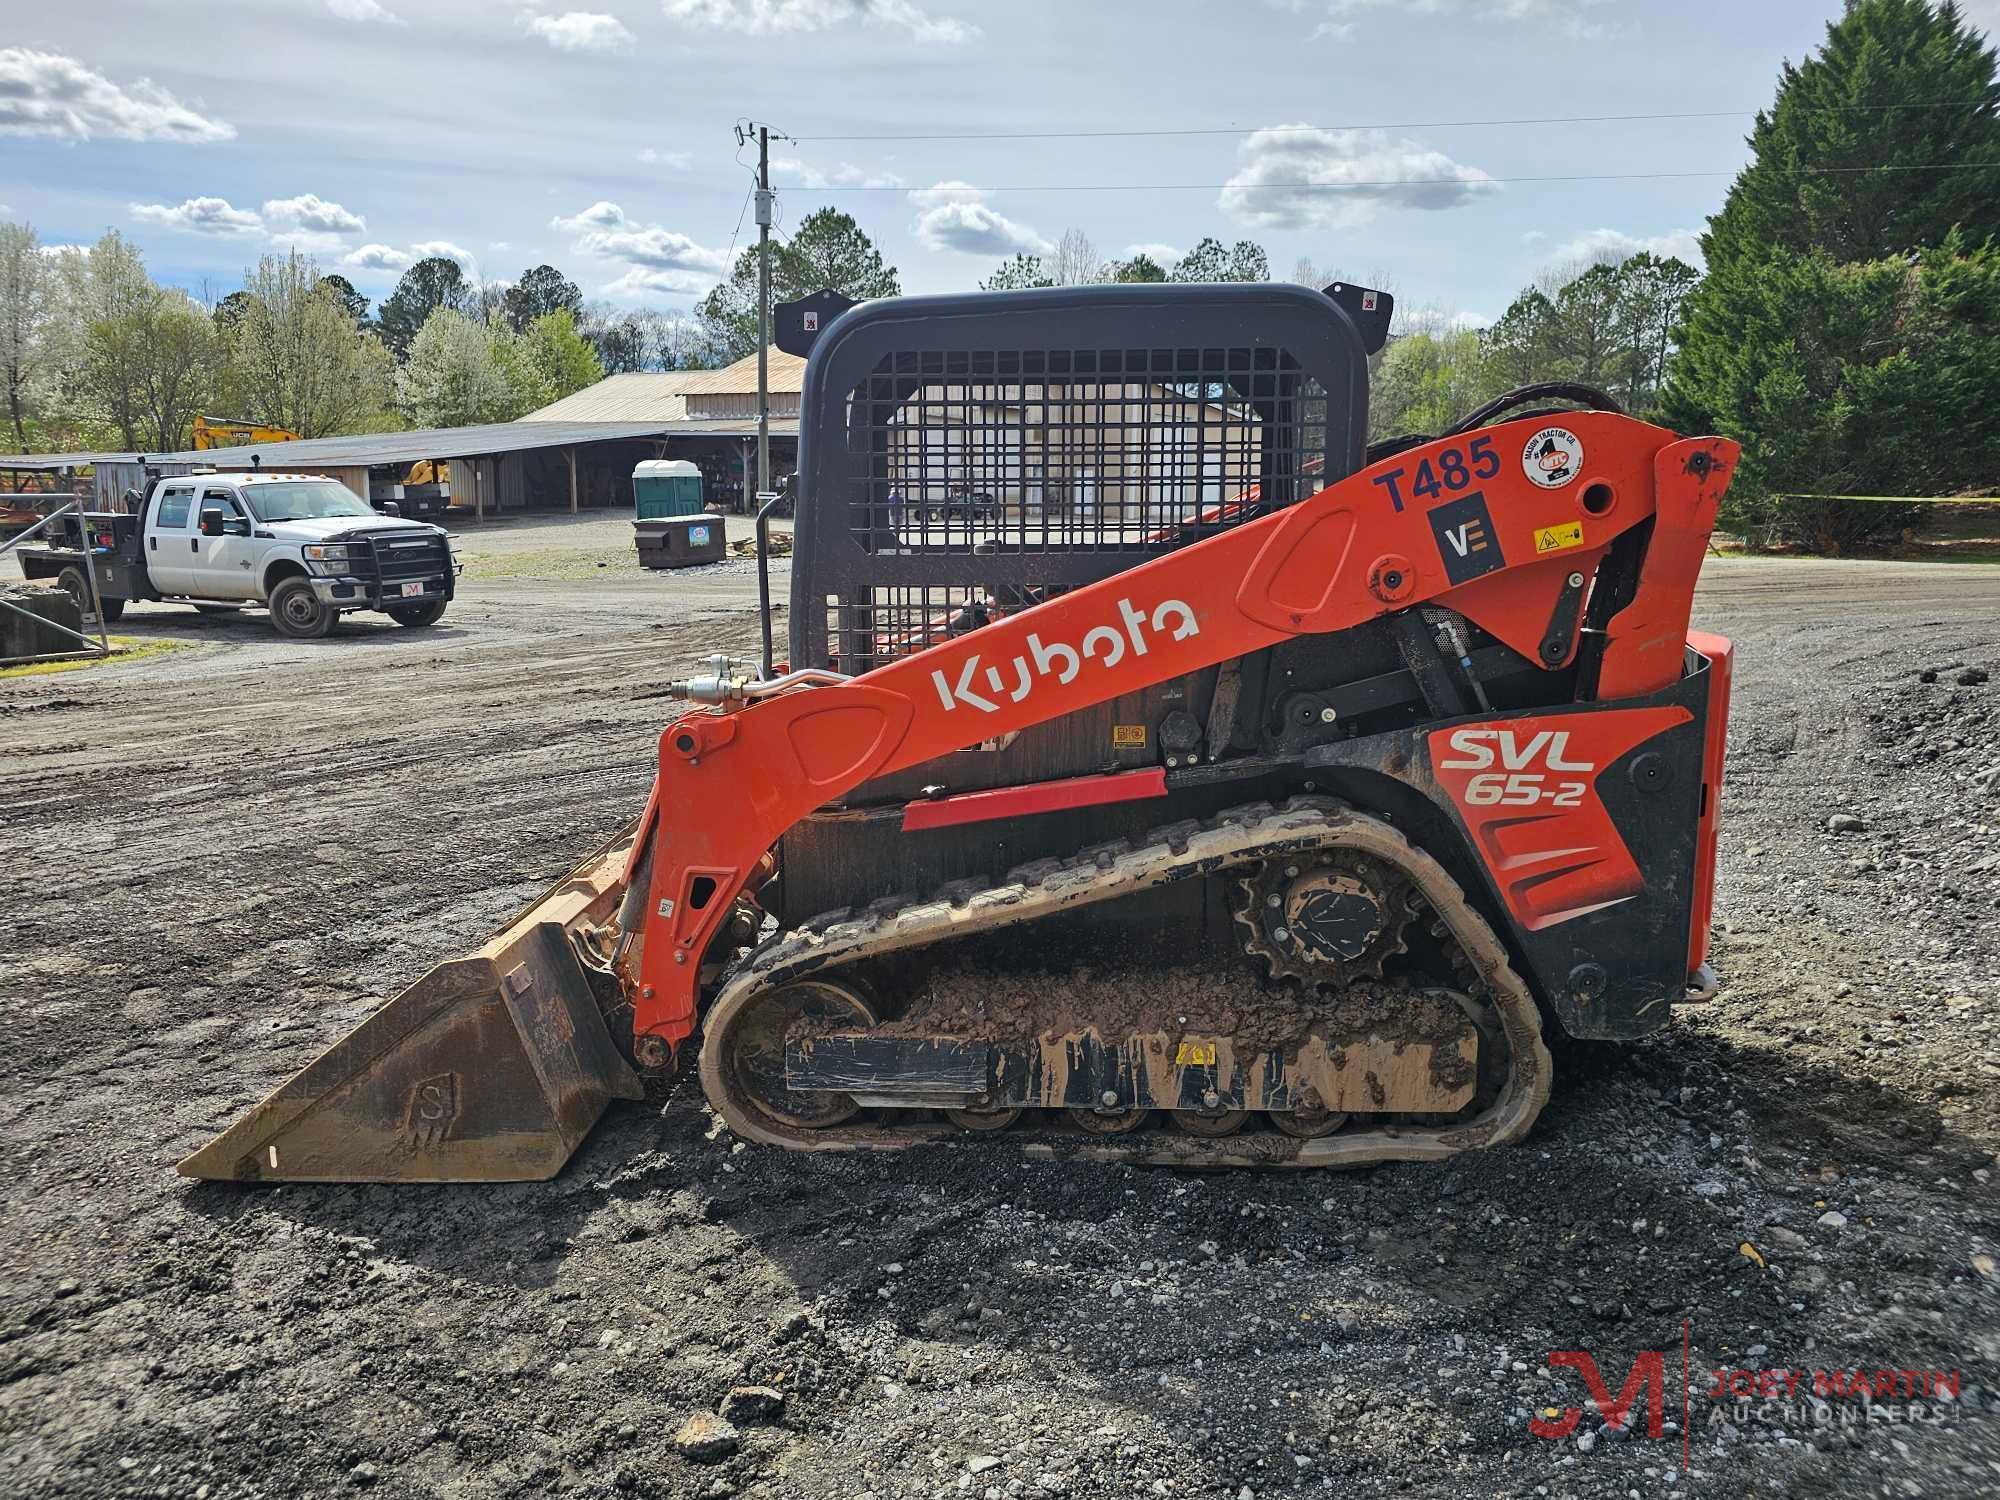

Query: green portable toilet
left=632, top=459, right=703, bottom=519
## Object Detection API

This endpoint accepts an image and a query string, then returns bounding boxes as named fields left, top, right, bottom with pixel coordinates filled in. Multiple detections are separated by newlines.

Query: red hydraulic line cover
left=902, top=767, right=1168, bottom=832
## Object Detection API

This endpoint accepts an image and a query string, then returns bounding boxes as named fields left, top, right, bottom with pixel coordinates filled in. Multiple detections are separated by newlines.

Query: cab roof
left=173, top=471, right=345, bottom=485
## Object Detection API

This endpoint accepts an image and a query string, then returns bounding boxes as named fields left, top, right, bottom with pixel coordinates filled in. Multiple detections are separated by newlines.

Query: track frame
left=697, top=799, right=1554, bottom=1168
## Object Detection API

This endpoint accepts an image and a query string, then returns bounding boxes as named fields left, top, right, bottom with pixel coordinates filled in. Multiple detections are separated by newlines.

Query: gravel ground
left=3, top=546, right=1998, bottom=1500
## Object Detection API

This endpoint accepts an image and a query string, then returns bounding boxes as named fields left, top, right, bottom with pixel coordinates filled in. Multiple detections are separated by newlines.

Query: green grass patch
left=0, top=635, right=196, bottom=680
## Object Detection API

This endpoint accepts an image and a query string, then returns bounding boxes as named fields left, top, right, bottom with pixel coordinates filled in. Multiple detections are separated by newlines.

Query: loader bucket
left=179, top=836, right=644, bottom=1184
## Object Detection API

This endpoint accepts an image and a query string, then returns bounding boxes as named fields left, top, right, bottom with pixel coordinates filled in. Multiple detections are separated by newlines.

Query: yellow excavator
left=192, top=415, right=302, bottom=450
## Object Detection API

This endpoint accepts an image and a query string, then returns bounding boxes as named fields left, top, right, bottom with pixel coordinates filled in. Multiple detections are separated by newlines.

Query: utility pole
left=754, top=124, right=773, bottom=509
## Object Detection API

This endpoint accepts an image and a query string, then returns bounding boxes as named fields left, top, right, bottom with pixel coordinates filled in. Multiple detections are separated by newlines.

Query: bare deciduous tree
left=1049, top=229, right=1103, bottom=287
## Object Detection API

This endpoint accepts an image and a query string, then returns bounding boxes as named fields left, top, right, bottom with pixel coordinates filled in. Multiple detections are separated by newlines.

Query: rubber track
left=697, top=797, right=1554, bottom=1168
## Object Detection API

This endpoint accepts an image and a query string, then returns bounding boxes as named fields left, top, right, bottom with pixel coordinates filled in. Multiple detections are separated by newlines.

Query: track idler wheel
left=1272, top=1100, right=1349, bottom=1139
left=1068, top=1105, right=1151, bottom=1135
left=718, top=979, right=879, bottom=1131
left=946, top=1106, right=1023, bottom=1132
left=1173, top=1109, right=1249, bottom=1137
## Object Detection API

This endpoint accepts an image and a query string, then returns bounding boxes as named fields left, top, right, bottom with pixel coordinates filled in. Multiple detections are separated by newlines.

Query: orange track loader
left=181, top=282, right=1734, bottom=1181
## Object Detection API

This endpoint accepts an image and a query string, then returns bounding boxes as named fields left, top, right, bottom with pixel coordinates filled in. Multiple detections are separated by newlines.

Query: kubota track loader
left=181, top=282, right=1735, bottom=1182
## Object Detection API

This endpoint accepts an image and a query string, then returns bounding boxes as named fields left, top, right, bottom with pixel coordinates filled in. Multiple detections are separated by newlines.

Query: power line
left=798, top=103, right=1997, bottom=144
left=779, top=162, right=2000, bottom=194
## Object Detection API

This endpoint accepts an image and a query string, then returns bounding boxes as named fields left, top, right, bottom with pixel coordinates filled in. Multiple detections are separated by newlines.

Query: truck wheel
left=56, top=565, right=125, bottom=623
left=386, top=600, right=447, bottom=628
left=268, top=577, right=333, bottom=639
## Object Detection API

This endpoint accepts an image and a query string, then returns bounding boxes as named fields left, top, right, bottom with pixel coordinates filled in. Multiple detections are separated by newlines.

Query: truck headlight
left=304, top=544, right=350, bottom=562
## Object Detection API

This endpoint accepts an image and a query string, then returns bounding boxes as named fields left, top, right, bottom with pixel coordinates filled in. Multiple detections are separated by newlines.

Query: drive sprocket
left=1231, top=851, right=1422, bottom=985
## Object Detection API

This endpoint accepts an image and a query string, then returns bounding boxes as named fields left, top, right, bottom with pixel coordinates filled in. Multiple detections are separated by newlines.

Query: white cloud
left=774, top=157, right=905, bottom=190
left=552, top=200, right=729, bottom=294
left=1219, top=124, right=1496, bottom=230
left=660, top=0, right=978, bottom=45
left=1448, top=310, right=1492, bottom=332
left=601, top=266, right=716, bottom=299
left=1312, top=0, right=1615, bottom=40
left=638, top=147, right=694, bottom=168
left=328, top=0, right=405, bottom=22
left=576, top=224, right=730, bottom=273
left=523, top=11, right=636, bottom=51
left=342, top=243, right=415, bottom=274
left=130, top=196, right=264, bottom=237
left=1555, top=226, right=1704, bottom=268
left=1122, top=242, right=1181, bottom=265
left=127, top=191, right=366, bottom=253
left=411, top=240, right=478, bottom=271
left=262, top=193, right=366, bottom=235
left=338, top=240, right=481, bottom=280
left=908, top=182, right=1050, bottom=257
left=0, top=48, right=234, bottom=144
left=551, top=201, right=630, bottom=233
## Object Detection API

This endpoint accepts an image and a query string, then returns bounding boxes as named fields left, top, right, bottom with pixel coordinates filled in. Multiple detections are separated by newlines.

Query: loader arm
left=626, top=415, right=1737, bottom=1054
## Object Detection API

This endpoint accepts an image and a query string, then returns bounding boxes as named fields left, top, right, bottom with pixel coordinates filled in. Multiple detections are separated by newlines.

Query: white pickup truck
left=18, top=469, right=460, bottom=639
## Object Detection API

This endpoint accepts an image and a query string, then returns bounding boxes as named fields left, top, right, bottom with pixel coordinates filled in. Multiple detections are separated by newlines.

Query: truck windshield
left=241, top=482, right=376, bottom=522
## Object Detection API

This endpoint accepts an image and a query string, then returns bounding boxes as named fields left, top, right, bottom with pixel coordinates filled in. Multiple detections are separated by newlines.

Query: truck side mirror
left=199, top=506, right=227, bottom=537
left=381, top=501, right=401, bottom=517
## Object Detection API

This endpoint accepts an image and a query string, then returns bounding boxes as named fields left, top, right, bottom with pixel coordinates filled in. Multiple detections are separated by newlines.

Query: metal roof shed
left=141, top=420, right=683, bottom=470
left=519, top=372, right=701, bottom=423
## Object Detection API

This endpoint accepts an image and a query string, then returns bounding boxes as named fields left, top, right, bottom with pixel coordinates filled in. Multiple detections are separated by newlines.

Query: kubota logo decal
left=931, top=596, right=1200, bottom=714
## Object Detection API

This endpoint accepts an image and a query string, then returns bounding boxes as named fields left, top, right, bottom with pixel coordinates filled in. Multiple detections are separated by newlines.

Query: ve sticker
left=1427, top=493, right=1507, bottom=584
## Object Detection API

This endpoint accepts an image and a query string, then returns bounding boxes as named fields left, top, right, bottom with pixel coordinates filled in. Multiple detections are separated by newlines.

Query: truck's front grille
left=354, top=533, right=449, bottom=585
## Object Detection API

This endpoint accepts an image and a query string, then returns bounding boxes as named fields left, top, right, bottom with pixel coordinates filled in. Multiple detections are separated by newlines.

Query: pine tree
left=695, top=210, right=899, bottom=361
left=1667, top=0, right=2000, bottom=547
left=1703, top=0, right=2000, bottom=271
left=981, top=254, right=1055, bottom=291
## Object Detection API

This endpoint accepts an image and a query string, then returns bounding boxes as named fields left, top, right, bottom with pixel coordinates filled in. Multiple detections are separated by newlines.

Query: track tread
left=701, top=797, right=1553, bottom=1168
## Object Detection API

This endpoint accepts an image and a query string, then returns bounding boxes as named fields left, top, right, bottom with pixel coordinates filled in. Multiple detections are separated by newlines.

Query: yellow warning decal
left=1534, top=521, right=1585, bottom=554
left=1174, top=1041, right=1217, bottom=1066
left=1112, top=724, right=1147, bottom=748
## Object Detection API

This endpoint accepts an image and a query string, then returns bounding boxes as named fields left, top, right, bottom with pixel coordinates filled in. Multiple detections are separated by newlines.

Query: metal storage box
left=632, top=459, right=704, bottom=519
left=635, top=513, right=725, bottom=570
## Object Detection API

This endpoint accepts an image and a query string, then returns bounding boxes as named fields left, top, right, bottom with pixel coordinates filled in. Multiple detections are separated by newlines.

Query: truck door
left=189, top=488, right=257, bottom=600
left=146, top=482, right=200, bottom=593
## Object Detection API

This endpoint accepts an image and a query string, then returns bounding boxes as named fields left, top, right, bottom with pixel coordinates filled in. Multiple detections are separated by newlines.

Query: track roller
left=1068, top=1106, right=1151, bottom=1135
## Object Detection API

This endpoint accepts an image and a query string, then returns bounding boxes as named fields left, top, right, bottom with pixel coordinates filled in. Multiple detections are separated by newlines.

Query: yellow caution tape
left=1784, top=502, right=2000, bottom=516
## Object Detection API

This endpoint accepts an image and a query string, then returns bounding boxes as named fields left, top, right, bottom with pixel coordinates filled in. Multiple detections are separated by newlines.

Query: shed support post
left=567, top=448, right=578, bottom=515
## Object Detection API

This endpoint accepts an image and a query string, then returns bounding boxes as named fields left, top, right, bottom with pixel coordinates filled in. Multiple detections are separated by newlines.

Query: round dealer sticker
left=1522, top=426, right=1583, bottom=488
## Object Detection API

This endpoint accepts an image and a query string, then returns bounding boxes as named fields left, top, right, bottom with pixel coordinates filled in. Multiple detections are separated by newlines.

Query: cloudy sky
left=4, top=0, right=1996, bottom=327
